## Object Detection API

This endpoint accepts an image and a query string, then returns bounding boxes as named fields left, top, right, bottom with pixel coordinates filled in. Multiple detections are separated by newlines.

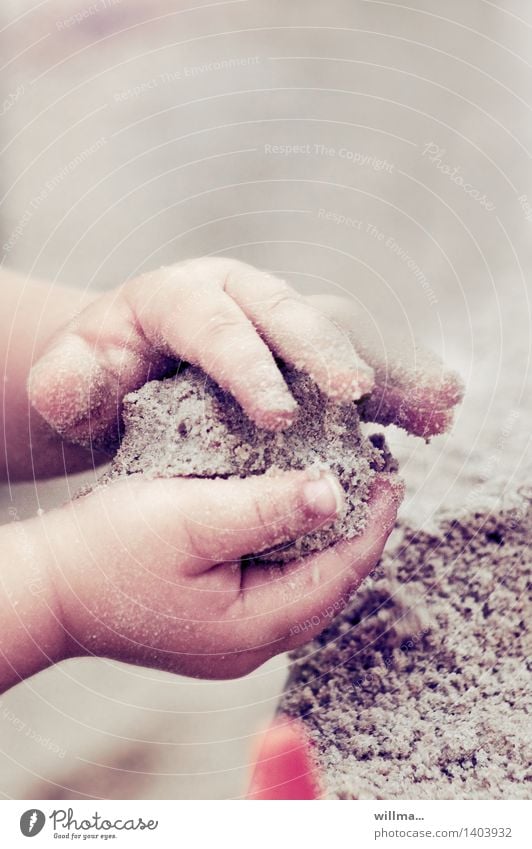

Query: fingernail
left=302, top=473, right=344, bottom=518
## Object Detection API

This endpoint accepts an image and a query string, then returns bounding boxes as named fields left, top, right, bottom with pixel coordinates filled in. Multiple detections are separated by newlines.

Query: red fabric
left=247, top=717, right=322, bottom=800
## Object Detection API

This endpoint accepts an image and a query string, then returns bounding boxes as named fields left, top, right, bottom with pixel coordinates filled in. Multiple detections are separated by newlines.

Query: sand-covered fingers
left=132, top=266, right=298, bottom=430
left=237, top=475, right=403, bottom=653
left=169, top=470, right=345, bottom=573
left=28, top=259, right=298, bottom=446
left=359, top=363, right=464, bottom=438
left=224, top=263, right=374, bottom=402
left=27, top=291, right=169, bottom=447
left=308, top=294, right=464, bottom=438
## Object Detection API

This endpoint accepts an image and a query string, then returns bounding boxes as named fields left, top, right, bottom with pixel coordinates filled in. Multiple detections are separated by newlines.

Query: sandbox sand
left=280, top=486, right=532, bottom=799
left=106, top=365, right=397, bottom=562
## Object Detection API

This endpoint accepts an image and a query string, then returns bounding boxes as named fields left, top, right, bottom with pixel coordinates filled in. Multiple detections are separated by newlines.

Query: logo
left=20, top=809, right=45, bottom=837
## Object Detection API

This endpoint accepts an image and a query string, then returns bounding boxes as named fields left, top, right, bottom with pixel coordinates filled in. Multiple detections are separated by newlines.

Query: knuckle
left=126, top=267, right=192, bottom=317
left=202, top=312, right=244, bottom=344
left=264, top=285, right=301, bottom=313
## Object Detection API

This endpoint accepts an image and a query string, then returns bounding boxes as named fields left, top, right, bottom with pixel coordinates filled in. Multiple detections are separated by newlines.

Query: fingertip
left=320, top=363, right=375, bottom=403
left=250, top=399, right=298, bottom=431
left=240, top=370, right=299, bottom=431
left=371, top=471, right=406, bottom=500
left=371, top=472, right=405, bottom=509
left=29, top=350, right=82, bottom=431
left=442, top=368, right=465, bottom=407
left=407, top=369, right=463, bottom=437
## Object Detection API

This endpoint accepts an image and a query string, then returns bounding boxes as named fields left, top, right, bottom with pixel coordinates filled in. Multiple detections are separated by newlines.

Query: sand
left=105, top=364, right=397, bottom=562
left=280, top=485, right=532, bottom=799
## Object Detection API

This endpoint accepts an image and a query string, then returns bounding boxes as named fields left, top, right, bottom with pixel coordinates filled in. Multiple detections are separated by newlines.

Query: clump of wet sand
left=106, top=364, right=397, bottom=562
left=280, top=486, right=532, bottom=799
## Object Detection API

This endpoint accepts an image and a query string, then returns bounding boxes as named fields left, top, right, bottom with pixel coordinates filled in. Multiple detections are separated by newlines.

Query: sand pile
left=280, top=486, right=532, bottom=799
left=106, top=365, right=397, bottom=562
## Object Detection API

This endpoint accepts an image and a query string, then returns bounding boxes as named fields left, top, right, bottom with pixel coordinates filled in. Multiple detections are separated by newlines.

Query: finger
left=167, top=469, right=345, bottom=571
left=224, top=264, right=374, bottom=402
left=247, top=718, right=321, bottom=800
left=238, top=475, right=403, bottom=650
left=130, top=266, right=298, bottom=430
left=308, top=294, right=464, bottom=437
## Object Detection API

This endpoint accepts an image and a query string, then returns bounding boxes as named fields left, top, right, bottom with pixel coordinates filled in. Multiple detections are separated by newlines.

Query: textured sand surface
left=107, top=365, right=397, bottom=562
left=281, top=487, right=532, bottom=799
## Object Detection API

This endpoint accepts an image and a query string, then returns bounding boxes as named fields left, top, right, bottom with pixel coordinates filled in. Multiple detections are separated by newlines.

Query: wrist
left=0, top=514, right=68, bottom=692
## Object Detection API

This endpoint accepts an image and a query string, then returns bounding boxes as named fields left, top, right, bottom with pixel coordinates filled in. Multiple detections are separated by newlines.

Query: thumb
left=168, top=469, right=345, bottom=570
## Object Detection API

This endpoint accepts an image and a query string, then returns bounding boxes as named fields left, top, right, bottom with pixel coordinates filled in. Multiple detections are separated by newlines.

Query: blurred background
left=0, top=0, right=530, bottom=799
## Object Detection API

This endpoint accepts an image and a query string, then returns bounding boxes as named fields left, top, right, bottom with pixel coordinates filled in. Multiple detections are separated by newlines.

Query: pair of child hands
left=0, top=258, right=461, bottom=690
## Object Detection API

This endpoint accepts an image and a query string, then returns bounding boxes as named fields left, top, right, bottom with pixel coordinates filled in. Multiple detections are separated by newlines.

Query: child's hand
left=308, top=294, right=464, bottom=438
left=36, top=469, right=401, bottom=680
left=28, top=258, right=375, bottom=448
